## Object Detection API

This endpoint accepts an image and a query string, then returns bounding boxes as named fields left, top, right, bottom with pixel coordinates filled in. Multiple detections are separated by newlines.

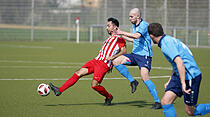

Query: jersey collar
left=135, top=18, right=143, bottom=27
left=158, top=34, right=166, bottom=48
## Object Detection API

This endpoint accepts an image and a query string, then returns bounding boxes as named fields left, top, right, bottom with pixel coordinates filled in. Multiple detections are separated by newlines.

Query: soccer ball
left=37, top=83, right=50, bottom=96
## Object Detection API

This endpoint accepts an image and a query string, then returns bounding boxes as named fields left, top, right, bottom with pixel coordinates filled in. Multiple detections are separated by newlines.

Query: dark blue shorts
left=165, top=73, right=202, bottom=106
left=123, top=53, right=152, bottom=71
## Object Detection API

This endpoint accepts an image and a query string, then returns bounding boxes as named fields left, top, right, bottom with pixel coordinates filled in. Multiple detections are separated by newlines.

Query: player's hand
left=182, top=83, right=191, bottom=94
left=164, top=82, right=169, bottom=89
left=115, top=28, right=123, bottom=35
left=106, top=56, right=114, bottom=61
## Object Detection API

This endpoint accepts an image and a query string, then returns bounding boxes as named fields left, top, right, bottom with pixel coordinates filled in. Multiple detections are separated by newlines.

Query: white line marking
left=0, top=60, right=83, bottom=65
left=0, top=76, right=170, bottom=81
left=0, top=44, right=53, bottom=49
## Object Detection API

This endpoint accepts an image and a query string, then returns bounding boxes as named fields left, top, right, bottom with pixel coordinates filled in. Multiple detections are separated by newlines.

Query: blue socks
left=163, top=103, right=210, bottom=117
left=144, top=79, right=160, bottom=103
left=193, top=103, right=210, bottom=116
left=114, top=64, right=135, bottom=82
left=115, top=64, right=160, bottom=103
left=162, top=104, right=176, bottom=117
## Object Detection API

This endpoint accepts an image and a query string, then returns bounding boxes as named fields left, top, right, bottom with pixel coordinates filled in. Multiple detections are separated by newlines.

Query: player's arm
left=106, top=46, right=126, bottom=61
left=121, top=35, right=133, bottom=42
left=116, top=28, right=141, bottom=39
left=174, top=56, right=191, bottom=94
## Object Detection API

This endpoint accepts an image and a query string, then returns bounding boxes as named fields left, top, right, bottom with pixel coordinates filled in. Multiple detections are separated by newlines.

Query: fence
left=0, top=0, right=210, bottom=47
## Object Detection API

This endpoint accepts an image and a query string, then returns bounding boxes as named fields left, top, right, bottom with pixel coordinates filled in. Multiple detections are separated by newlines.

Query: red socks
left=59, top=73, right=79, bottom=92
left=92, top=85, right=111, bottom=98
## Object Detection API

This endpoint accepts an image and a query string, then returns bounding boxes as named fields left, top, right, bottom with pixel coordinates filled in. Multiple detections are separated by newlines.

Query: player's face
left=129, top=12, right=138, bottom=24
left=106, top=21, right=115, bottom=35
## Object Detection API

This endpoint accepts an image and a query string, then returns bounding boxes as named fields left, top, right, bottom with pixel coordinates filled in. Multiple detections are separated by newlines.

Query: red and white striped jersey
left=95, top=35, right=126, bottom=68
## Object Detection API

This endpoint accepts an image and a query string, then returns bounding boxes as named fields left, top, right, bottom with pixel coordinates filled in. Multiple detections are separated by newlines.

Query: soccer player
left=50, top=17, right=126, bottom=106
left=148, top=23, right=210, bottom=116
left=113, top=8, right=161, bottom=109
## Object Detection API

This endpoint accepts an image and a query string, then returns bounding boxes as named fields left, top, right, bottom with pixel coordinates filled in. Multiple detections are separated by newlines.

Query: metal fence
left=0, top=0, right=210, bottom=47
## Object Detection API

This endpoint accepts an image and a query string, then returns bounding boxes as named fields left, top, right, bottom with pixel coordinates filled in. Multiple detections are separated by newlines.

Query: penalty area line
left=0, top=75, right=170, bottom=81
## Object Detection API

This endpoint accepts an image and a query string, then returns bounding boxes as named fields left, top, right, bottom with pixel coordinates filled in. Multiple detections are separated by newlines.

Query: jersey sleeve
left=162, top=39, right=179, bottom=62
left=117, top=37, right=126, bottom=48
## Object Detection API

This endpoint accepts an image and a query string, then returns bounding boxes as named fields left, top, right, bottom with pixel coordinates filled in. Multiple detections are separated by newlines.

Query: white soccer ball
left=37, top=83, right=50, bottom=96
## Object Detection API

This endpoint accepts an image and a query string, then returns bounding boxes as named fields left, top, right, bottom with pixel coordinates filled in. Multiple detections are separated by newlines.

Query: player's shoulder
left=140, top=20, right=149, bottom=27
left=162, top=35, right=177, bottom=43
left=141, top=20, right=149, bottom=25
left=110, top=35, right=125, bottom=42
left=161, top=35, right=180, bottom=51
left=137, top=20, right=149, bottom=30
left=117, top=36, right=126, bottom=43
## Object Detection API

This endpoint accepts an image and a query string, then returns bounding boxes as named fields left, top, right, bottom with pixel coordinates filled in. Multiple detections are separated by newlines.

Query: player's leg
left=113, top=54, right=135, bottom=82
left=113, top=54, right=139, bottom=93
left=50, top=67, right=89, bottom=96
left=191, top=104, right=210, bottom=116
left=161, top=91, right=177, bottom=117
left=92, top=80, right=113, bottom=106
left=141, top=67, right=161, bottom=109
left=184, top=74, right=210, bottom=116
left=58, top=68, right=89, bottom=92
left=162, top=73, right=184, bottom=116
left=91, top=60, right=113, bottom=105
left=50, top=60, right=94, bottom=96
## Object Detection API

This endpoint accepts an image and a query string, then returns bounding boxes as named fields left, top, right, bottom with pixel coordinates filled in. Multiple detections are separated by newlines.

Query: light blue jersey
left=158, top=34, right=201, bottom=80
left=132, top=19, right=153, bottom=57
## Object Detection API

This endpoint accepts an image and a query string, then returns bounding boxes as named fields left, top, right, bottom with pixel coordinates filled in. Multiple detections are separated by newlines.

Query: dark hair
left=108, top=17, right=119, bottom=27
left=148, top=23, right=164, bottom=37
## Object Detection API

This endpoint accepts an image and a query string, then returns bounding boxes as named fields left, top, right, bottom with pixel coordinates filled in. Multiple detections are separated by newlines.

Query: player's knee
left=141, top=74, right=149, bottom=82
left=141, top=69, right=149, bottom=81
left=91, top=83, right=98, bottom=87
left=113, top=56, right=127, bottom=66
left=112, top=60, right=119, bottom=66
left=91, top=80, right=99, bottom=89
left=75, top=68, right=88, bottom=77
left=112, top=58, right=123, bottom=66
left=141, top=77, right=149, bottom=82
left=75, top=70, right=82, bottom=77
left=161, top=98, right=171, bottom=105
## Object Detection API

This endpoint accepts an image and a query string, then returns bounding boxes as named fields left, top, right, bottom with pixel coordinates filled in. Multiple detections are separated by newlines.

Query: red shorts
left=82, top=59, right=109, bottom=83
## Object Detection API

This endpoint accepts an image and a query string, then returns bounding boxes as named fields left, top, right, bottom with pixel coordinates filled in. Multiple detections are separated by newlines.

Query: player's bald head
left=130, top=8, right=141, bottom=18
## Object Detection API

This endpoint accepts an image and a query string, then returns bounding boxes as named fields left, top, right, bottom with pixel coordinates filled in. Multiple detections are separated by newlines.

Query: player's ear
left=137, top=14, right=140, bottom=19
left=149, top=34, right=154, bottom=39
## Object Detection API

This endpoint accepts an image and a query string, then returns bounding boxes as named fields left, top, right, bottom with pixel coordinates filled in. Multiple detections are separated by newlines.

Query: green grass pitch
left=0, top=41, right=209, bottom=117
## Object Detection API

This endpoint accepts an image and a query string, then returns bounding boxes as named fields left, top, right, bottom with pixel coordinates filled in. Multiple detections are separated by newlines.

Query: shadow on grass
left=44, top=100, right=153, bottom=108
left=113, top=100, right=153, bottom=108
